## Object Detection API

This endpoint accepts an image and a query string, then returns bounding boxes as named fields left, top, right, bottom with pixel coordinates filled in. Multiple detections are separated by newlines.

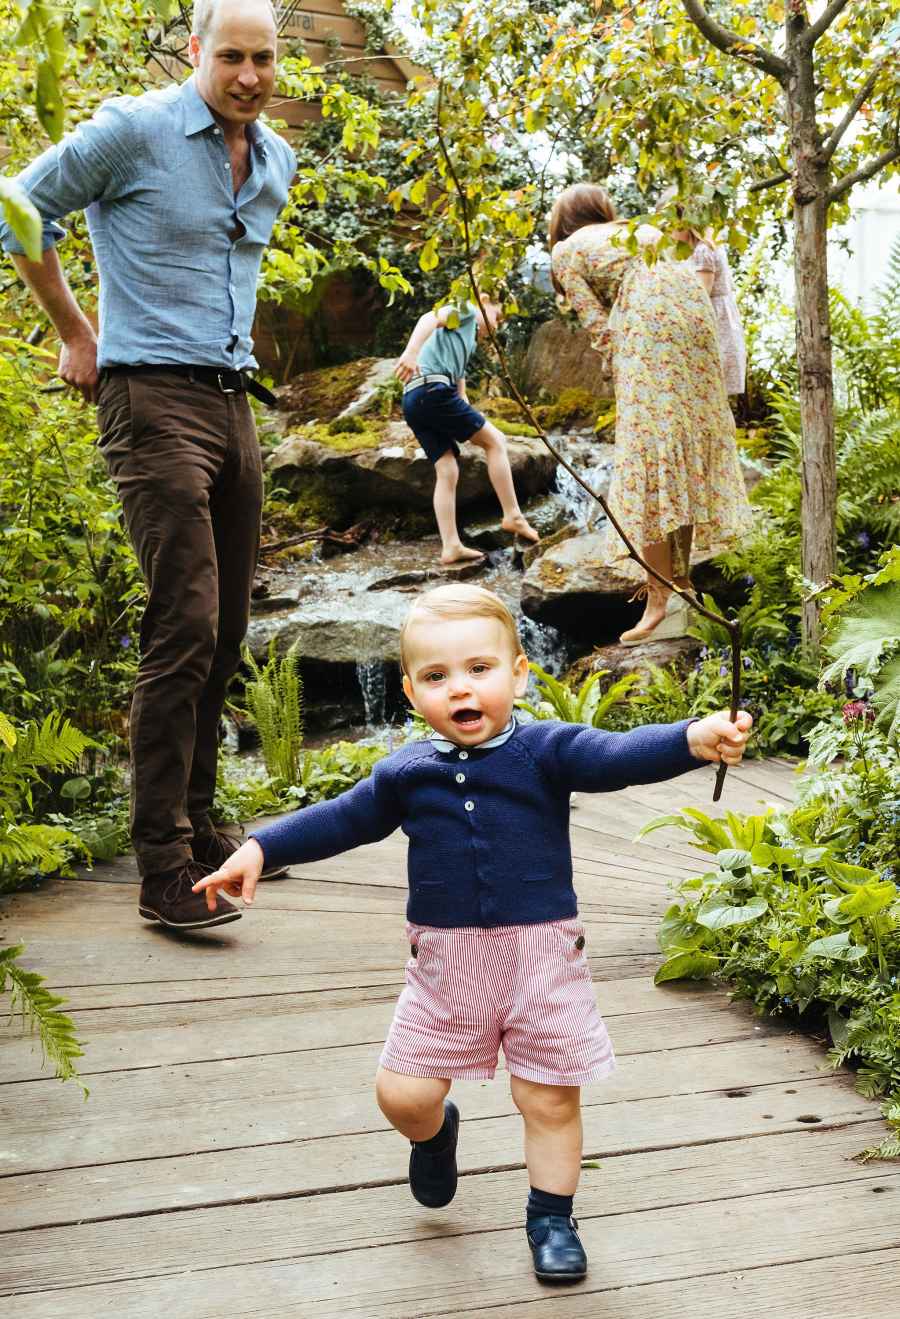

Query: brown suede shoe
left=138, top=860, right=241, bottom=930
left=193, top=827, right=289, bottom=880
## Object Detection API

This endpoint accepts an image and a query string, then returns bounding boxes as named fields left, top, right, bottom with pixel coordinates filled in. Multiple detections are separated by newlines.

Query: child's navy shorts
left=402, top=382, right=487, bottom=463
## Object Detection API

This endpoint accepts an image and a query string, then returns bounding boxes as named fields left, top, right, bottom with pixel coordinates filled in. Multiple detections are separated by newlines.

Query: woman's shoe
left=619, top=590, right=690, bottom=646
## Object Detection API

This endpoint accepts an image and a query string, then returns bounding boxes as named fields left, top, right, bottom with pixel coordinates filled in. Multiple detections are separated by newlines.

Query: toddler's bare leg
left=468, top=423, right=538, bottom=543
left=376, top=1065, right=451, bottom=1141
left=432, top=451, right=482, bottom=564
left=511, top=1076, right=582, bottom=1195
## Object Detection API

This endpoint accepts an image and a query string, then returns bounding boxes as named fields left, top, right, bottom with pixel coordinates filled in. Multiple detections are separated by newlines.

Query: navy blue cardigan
left=251, top=718, right=700, bottom=928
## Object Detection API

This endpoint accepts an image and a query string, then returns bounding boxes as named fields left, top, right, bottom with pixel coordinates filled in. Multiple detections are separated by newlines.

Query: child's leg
left=432, top=451, right=483, bottom=565
left=377, top=1066, right=459, bottom=1208
left=510, top=1076, right=582, bottom=1194
left=376, top=1065, right=451, bottom=1140
left=468, top=423, right=539, bottom=543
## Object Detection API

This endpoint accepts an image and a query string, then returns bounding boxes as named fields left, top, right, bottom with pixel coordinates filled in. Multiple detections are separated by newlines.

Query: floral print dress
left=551, top=223, right=752, bottom=583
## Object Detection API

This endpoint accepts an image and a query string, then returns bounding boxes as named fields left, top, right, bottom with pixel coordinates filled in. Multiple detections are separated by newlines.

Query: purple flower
left=856, top=530, right=871, bottom=549
left=120, top=636, right=132, bottom=649
left=743, top=574, right=755, bottom=586
left=742, top=656, right=752, bottom=669
left=719, top=664, right=729, bottom=676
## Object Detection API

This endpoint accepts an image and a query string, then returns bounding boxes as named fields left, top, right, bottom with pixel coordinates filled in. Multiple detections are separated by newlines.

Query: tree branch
left=822, top=54, right=892, bottom=163
left=798, top=0, right=854, bottom=50
left=749, top=167, right=791, bottom=193
left=680, top=0, right=789, bottom=82
left=827, top=142, right=900, bottom=204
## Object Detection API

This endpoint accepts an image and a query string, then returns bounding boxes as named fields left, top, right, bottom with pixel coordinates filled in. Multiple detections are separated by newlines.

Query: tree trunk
left=788, top=38, right=836, bottom=653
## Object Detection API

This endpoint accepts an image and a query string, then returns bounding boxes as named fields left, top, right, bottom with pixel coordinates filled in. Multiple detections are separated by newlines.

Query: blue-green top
left=417, top=303, right=478, bottom=382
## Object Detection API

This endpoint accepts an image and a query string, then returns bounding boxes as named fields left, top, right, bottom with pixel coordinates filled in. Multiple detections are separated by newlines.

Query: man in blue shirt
left=0, top=0, right=297, bottom=930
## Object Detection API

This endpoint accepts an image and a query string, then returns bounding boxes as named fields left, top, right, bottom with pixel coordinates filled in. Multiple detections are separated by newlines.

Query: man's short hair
left=193, top=0, right=278, bottom=41
left=400, top=585, right=524, bottom=674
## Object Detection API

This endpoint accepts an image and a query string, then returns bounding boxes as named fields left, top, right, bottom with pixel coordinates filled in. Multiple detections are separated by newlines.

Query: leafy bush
left=0, top=710, right=92, bottom=895
left=641, top=727, right=900, bottom=1158
left=213, top=740, right=389, bottom=825
left=819, top=548, right=900, bottom=743
left=517, top=663, right=640, bottom=726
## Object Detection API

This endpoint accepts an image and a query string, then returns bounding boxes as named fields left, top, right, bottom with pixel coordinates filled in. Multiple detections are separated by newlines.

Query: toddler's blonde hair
left=400, top=584, right=523, bottom=674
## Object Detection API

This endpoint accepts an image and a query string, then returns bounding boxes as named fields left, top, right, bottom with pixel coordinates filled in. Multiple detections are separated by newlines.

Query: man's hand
left=59, top=328, right=99, bottom=402
left=687, top=710, right=753, bottom=765
left=394, top=350, right=418, bottom=383
left=192, top=837, right=265, bottom=912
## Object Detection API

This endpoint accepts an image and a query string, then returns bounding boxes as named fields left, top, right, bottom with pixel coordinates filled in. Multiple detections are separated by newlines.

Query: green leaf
left=696, top=896, right=769, bottom=929
left=838, top=882, right=898, bottom=920
left=0, top=179, right=42, bottom=262
left=633, top=813, right=687, bottom=841
left=419, top=237, right=439, bottom=272
left=802, top=932, right=867, bottom=963
left=654, top=950, right=718, bottom=985
left=716, top=848, right=754, bottom=873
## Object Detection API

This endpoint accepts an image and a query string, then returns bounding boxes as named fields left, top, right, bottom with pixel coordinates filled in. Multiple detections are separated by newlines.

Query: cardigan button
left=464, top=800, right=475, bottom=812
left=455, top=772, right=466, bottom=784
left=458, top=750, right=469, bottom=760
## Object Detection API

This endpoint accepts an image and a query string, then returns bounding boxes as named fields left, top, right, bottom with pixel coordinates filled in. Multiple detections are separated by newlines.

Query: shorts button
left=464, top=800, right=475, bottom=812
left=458, top=750, right=469, bottom=760
left=411, top=943, right=418, bottom=957
left=575, top=935, right=586, bottom=950
left=455, top=772, right=466, bottom=783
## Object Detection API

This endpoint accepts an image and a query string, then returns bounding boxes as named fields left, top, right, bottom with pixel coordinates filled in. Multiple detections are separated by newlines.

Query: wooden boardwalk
left=2, top=757, right=898, bottom=1316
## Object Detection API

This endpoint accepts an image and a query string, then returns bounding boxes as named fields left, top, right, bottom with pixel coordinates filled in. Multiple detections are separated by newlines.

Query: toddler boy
left=195, top=584, right=752, bottom=1282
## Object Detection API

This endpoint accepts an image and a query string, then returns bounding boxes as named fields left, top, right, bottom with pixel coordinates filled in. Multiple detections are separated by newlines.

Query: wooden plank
left=5, top=1179, right=897, bottom=1316
left=372, top=1249, right=900, bottom=1319
left=1, top=1107, right=881, bottom=1229
left=3, top=1124, right=891, bottom=1294
left=0, top=1036, right=869, bottom=1176
left=0, top=988, right=771, bottom=1083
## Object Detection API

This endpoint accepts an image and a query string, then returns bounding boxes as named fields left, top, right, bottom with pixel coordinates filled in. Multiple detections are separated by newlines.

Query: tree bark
left=787, top=35, right=836, bottom=653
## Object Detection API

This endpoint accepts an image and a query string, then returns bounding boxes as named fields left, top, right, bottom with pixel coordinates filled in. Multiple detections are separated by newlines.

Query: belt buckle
left=217, top=370, right=239, bottom=394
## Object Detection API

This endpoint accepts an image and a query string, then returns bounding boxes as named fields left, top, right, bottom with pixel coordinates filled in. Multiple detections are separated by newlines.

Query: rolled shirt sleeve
left=0, top=99, right=136, bottom=255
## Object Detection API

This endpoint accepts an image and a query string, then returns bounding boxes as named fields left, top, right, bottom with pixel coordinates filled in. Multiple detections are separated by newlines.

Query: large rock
left=247, top=539, right=527, bottom=666
left=522, top=320, right=613, bottom=399
left=520, top=533, right=640, bottom=642
left=267, top=423, right=556, bottom=516
left=565, top=637, right=701, bottom=685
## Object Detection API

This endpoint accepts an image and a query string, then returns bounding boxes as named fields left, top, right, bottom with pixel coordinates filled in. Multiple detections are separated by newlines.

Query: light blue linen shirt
left=0, top=77, right=296, bottom=370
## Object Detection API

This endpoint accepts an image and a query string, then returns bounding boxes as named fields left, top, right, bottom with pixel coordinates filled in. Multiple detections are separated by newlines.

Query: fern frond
left=0, top=944, right=87, bottom=1093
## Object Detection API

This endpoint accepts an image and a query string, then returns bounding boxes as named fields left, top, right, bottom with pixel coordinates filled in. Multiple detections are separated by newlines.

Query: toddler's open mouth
left=451, top=708, right=483, bottom=726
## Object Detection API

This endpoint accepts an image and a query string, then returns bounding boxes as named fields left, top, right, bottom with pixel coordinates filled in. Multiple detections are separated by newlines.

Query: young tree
left=675, top=1, right=900, bottom=645
left=395, top=0, right=900, bottom=648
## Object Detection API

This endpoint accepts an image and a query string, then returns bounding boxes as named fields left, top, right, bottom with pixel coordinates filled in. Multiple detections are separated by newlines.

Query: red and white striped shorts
left=379, top=918, right=615, bottom=1087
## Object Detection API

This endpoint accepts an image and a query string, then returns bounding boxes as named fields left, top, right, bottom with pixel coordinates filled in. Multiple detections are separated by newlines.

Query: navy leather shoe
left=526, top=1214, right=588, bottom=1282
left=409, top=1100, right=459, bottom=1208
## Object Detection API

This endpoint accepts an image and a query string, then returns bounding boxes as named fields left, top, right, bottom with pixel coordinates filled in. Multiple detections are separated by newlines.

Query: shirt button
left=455, top=772, right=466, bottom=784
left=464, top=800, right=475, bottom=812
left=458, top=751, right=469, bottom=760
left=225, top=163, right=231, bottom=171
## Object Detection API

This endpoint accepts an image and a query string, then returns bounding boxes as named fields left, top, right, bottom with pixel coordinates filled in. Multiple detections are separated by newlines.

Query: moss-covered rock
left=276, top=358, right=375, bottom=424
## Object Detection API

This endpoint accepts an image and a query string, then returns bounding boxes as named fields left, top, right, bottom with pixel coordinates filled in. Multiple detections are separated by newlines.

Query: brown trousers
left=97, top=370, right=263, bottom=877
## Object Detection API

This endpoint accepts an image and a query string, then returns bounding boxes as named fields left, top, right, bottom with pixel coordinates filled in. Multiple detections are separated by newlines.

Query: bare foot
left=501, top=513, right=539, bottom=544
left=440, top=544, right=485, bottom=566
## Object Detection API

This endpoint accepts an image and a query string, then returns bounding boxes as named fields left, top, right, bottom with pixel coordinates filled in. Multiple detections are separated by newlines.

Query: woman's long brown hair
left=548, top=183, right=618, bottom=293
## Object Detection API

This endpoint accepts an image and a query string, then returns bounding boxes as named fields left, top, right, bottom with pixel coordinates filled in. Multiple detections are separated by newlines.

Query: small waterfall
left=355, top=659, right=388, bottom=727
left=555, top=457, right=613, bottom=529
left=518, top=615, right=572, bottom=705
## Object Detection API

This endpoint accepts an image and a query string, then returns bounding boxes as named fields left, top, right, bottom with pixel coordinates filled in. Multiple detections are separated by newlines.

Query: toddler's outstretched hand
left=687, top=710, right=753, bottom=765
left=192, top=838, right=265, bottom=911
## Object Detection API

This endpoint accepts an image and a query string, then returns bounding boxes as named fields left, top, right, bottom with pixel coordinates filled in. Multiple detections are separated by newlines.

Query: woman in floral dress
left=548, top=184, right=752, bottom=645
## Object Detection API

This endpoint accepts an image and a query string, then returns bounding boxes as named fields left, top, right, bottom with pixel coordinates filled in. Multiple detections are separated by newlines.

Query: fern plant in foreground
left=240, top=641, right=304, bottom=787
left=1, top=944, right=87, bottom=1093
